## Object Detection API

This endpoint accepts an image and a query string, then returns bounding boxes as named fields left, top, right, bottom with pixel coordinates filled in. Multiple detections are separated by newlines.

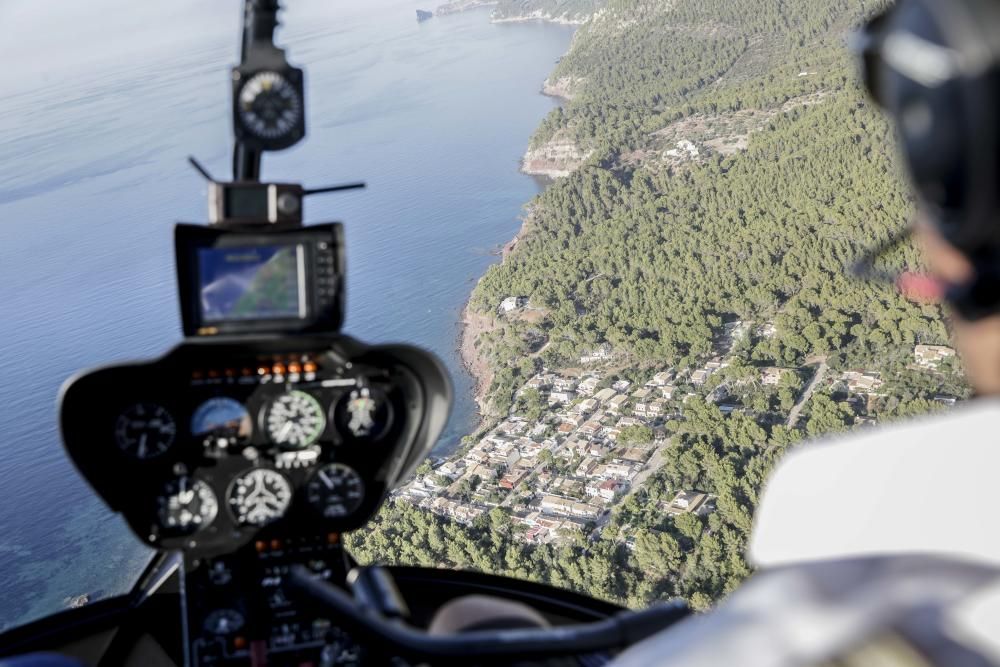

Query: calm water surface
left=0, top=0, right=571, bottom=628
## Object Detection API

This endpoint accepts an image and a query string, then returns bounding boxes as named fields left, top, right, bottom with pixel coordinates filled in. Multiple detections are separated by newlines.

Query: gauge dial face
left=204, top=609, right=244, bottom=636
left=307, top=463, right=365, bottom=519
left=157, top=478, right=218, bottom=534
left=265, top=391, right=326, bottom=448
left=115, top=403, right=176, bottom=459
left=333, top=387, right=393, bottom=441
left=228, top=468, right=292, bottom=526
left=191, top=397, right=251, bottom=447
left=238, top=71, right=302, bottom=140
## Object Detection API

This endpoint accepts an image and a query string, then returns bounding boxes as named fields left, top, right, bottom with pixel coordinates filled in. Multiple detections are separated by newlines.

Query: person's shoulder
left=750, top=398, right=1000, bottom=569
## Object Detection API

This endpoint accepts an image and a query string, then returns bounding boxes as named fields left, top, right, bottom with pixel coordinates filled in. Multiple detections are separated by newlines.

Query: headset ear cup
left=857, top=10, right=890, bottom=106
left=874, top=0, right=1000, bottom=255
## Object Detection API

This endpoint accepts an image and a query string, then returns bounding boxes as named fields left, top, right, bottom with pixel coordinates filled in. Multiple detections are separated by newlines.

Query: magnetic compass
left=234, top=69, right=304, bottom=149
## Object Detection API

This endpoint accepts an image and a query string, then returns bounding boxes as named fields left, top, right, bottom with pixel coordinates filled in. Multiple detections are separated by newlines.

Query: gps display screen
left=197, top=245, right=306, bottom=322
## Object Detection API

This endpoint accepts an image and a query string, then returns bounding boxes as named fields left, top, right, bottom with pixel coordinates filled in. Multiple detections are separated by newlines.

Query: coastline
left=436, top=1, right=592, bottom=26
left=456, top=20, right=580, bottom=429
left=491, top=14, right=589, bottom=26
left=458, top=299, right=497, bottom=417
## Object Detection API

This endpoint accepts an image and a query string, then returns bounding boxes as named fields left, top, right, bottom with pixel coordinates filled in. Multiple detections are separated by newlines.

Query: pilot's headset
left=856, top=0, right=1000, bottom=320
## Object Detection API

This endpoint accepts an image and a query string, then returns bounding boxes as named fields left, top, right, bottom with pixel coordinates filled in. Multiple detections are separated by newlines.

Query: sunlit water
left=0, top=0, right=571, bottom=628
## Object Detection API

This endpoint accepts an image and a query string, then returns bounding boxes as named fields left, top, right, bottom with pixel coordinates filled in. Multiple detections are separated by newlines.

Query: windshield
left=0, top=0, right=966, bottom=631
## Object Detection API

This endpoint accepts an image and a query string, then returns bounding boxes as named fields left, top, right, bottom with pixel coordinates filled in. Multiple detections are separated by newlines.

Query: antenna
left=188, top=156, right=215, bottom=182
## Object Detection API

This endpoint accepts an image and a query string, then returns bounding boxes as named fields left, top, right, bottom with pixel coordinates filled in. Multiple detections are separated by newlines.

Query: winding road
left=786, top=358, right=829, bottom=429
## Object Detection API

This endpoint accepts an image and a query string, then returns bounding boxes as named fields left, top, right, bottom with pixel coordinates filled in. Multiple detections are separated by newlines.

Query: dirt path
left=786, top=359, right=829, bottom=429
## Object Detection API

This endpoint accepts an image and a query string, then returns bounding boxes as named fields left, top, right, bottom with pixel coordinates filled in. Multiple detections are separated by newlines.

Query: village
left=394, top=316, right=960, bottom=547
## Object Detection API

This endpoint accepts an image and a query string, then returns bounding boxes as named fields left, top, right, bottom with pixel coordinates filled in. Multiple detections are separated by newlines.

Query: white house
left=499, top=296, right=528, bottom=313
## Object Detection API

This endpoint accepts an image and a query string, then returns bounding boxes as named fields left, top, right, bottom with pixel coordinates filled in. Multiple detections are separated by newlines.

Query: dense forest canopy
left=354, top=0, right=968, bottom=612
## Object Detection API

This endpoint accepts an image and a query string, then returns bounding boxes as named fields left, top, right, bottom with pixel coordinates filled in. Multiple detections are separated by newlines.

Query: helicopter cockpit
left=0, top=2, right=689, bottom=665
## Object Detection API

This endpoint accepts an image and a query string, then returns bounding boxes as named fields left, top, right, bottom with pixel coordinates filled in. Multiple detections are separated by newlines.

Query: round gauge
left=115, top=403, right=176, bottom=459
left=264, top=391, right=326, bottom=448
left=191, top=397, right=252, bottom=448
left=237, top=71, right=302, bottom=141
left=157, top=477, right=218, bottom=535
left=228, top=468, right=292, bottom=526
left=204, top=609, right=244, bottom=636
left=333, top=387, right=393, bottom=441
left=307, top=463, right=365, bottom=519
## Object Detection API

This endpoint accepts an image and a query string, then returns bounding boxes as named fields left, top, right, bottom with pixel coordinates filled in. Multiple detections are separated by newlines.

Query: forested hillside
left=476, top=0, right=942, bottom=413
left=353, top=0, right=969, bottom=612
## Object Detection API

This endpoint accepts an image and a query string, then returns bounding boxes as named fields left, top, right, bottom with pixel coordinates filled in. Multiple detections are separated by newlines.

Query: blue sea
left=0, top=0, right=571, bottom=629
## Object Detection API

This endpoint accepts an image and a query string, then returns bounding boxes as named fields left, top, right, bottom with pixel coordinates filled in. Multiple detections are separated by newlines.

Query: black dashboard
left=59, top=335, right=449, bottom=557
left=57, top=334, right=451, bottom=664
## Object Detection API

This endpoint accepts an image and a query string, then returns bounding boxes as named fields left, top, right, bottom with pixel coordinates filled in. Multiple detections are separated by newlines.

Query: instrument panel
left=59, top=335, right=451, bottom=558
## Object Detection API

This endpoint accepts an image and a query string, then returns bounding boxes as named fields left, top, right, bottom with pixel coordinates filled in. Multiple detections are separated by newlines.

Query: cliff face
left=541, top=76, right=580, bottom=100
left=491, top=0, right=605, bottom=24
left=459, top=303, right=499, bottom=417
left=521, top=131, right=591, bottom=178
left=435, top=0, right=497, bottom=16
left=436, top=0, right=603, bottom=24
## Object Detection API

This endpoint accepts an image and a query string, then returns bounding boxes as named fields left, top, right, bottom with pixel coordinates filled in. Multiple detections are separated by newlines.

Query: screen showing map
left=197, top=245, right=304, bottom=322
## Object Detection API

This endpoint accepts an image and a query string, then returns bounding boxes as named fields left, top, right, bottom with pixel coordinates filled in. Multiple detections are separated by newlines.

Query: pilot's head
left=858, top=0, right=1000, bottom=395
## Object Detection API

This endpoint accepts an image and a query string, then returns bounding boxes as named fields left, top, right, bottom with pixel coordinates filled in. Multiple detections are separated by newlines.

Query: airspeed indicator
left=264, top=391, right=326, bottom=448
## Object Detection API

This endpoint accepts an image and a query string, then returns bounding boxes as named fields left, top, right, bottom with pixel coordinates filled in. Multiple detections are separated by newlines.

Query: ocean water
left=0, top=0, right=571, bottom=629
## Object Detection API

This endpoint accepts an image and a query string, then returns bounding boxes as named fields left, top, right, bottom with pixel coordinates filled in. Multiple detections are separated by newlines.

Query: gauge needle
left=319, top=469, right=334, bottom=489
left=138, top=433, right=147, bottom=458
left=278, top=421, right=293, bottom=441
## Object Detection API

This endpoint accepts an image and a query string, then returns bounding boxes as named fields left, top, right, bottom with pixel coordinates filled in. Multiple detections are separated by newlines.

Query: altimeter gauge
left=235, top=70, right=303, bottom=145
left=157, top=477, right=218, bottom=535
left=115, top=403, right=176, bottom=459
left=264, top=390, right=326, bottom=448
left=228, top=468, right=292, bottom=526
left=307, top=463, right=365, bottom=519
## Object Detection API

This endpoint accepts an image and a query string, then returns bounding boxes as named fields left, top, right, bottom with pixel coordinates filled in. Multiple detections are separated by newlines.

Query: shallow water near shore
left=0, top=0, right=571, bottom=629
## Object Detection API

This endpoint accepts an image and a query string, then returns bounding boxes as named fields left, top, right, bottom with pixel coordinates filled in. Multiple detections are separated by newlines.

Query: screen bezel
left=175, top=223, right=344, bottom=337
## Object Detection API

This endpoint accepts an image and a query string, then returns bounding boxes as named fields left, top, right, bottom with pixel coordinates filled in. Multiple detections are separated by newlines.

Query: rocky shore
left=541, top=76, right=578, bottom=100
left=456, top=6, right=591, bottom=425
left=458, top=301, right=498, bottom=417
left=491, top=12, right=590, bottom=25
left=435, top=0, right=497, bottom=16
left=436, top=0, right=594, bottom=25
left=521, top=131, right=591, bottom=178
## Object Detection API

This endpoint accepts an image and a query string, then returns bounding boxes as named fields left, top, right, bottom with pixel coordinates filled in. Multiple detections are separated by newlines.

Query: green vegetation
left=475, top=0, right=945, bottom=415
left=350, top=398, right=791, bottom=610
left=618, top=424, right=652, bottom=444
left=355, top=0, right=970, bottom=612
